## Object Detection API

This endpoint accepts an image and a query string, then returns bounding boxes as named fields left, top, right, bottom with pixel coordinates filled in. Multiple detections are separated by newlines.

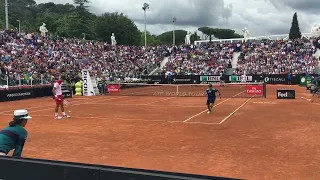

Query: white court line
left=301, top=96, right=320, bottom=105
left=301, top=97, right=311, bottom=101
left=8, top=114, right=168, bottom=123
left=33, top=96, right=128, bottom=113
left=168, top=121, right=219, bottom=125
left=218, top=95, right=255, bottom=124
left=282, top=123, right=313, bottom=149
left=182, top=99, right=230, bottom=122
left=182, top=90, right=246, bottom=122
left=0, top=96, right=127, bottom=114
left=0, top=87, right=160, bottom=114
left=0, top=96, right=128, bottom=115
left=2, top=113, right=221, bottom=125
left=86, top=103, right=205, bottom=108
left=0, top=98, right=90, bottom=114
left=182, top=121, right=219, bottom=125
left=88, top=102, right=203, bottom=107
left=144, top=97, right=176, bottom=105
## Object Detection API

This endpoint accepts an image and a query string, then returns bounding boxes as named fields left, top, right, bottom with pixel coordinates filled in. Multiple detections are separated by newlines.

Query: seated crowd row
left=0, top=30, right=319, bottom=86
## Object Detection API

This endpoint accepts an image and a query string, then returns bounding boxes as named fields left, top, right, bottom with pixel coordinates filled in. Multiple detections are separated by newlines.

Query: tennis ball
left=69, top=110, right=71, bottom=113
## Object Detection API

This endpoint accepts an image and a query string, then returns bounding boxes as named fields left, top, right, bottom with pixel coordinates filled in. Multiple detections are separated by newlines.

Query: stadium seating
left=1, top=29, right=319, bottom=87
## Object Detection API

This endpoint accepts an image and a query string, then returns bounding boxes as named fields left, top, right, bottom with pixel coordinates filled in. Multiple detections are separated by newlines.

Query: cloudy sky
left=34, top=0, right=320, bottom=37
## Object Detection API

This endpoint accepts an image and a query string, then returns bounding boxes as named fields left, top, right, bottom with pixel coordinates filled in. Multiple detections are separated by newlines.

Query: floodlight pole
left=142, top=3, right=150, bottom=47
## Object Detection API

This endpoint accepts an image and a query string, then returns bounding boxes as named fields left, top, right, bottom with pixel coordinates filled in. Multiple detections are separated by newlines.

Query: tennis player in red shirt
left=52, top=76, right=70, bottom=119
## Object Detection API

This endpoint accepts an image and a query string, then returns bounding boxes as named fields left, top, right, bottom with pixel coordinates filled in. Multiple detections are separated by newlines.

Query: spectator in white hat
left=0, top=109, right=31, bottom=157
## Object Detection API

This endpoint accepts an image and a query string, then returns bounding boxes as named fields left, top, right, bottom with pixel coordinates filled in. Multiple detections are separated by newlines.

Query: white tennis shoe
left=62, top=115, right=70, bottom=118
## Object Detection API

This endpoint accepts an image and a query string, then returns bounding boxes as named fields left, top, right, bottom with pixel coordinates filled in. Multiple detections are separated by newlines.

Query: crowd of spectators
left=0, top=30, right=168, bottom=86
left=235, top=38, right=319, bottom=75
left=161, top=42, right=236, bottom=75
left=161, top=38, right=320, bottom=76
left=1, top=29, right=320, bottom=87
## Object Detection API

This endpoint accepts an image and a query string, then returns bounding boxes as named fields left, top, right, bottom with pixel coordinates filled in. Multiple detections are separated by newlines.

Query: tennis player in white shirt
left=52, top=76, right=70, bottom=119
left=240, top=72, right=247, bottom=88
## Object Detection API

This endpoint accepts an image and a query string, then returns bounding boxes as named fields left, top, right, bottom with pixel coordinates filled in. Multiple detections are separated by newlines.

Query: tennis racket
left=63, top=99, right=71, bottom=106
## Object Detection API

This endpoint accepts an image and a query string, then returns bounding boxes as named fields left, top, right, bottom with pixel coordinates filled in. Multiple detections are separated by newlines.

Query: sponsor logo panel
left=246, top=85, right=263, bottom=94
left=107, top=84, right=120, bottom=92
left=277, top=89, right=295, bottom=99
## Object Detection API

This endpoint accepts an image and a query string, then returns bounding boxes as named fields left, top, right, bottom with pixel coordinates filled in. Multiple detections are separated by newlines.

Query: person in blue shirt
left=0, top=110, right=31, bottom=157
left=206, top=84, right=221, bottom=114
left=287, top=73, right=291, bottom=86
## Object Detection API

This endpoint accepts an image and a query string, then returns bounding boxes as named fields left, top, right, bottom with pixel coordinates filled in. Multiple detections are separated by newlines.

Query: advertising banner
left=107, top=84, right=120, bottom=92
left=4, top=89, right=35, bottom=101
left=277, top=89, right=295, bottom=99
left=264, top=75, right=287, bottom=84
left=228, top=75, right=253, bottom=82
left=246, top=85, right=263, bottom=94
left=200, top=76, right=221, bottom=82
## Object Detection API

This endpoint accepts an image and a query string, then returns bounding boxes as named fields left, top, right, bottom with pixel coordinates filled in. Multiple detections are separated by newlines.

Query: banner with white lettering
left=228, top=75, right=253, bottom=82
left=3, top=89, right=35, bottom=101
left=200, top=76, right=221, bottom=82
left=81, top=69, right=95, bottom=96
left=264, top=75, right=287, bottom=84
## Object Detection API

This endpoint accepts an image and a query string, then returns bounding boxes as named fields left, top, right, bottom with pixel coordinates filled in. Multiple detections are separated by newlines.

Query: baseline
left=0, top=113, right=222, bottom=125
left=0, top=96, right=128, bottom=115
left=84, top=103, right=206, bottom=108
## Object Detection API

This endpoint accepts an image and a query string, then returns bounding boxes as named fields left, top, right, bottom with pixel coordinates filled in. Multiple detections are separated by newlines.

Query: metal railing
left=0, top=73, right=53, bottom=88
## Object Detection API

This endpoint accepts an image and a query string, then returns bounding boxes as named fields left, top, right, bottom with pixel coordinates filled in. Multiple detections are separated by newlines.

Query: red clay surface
left=0, top=85, right=320, bottom=180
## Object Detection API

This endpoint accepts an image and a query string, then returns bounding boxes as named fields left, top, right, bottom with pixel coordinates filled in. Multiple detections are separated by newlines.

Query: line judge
left=0, top=110, right=32, bottom=157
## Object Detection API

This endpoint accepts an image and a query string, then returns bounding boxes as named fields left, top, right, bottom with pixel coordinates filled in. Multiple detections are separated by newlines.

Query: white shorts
left=0, top=152, right=6, bottom=156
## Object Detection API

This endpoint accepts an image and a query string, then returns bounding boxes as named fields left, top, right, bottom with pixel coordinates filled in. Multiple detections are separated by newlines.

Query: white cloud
left=34, top=0, right=320, bottom=37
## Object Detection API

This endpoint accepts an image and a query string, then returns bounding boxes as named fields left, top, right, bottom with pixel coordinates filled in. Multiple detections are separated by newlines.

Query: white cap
left=14, top=110, right=32, bottom=119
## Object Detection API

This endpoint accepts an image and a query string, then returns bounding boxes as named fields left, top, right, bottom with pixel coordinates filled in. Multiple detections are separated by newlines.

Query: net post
left=40, top=74, right=43, bottom=85
left=176, top=85, right=179, bottom=96
left=263, top=82, right=267, bottom=98
left=6, top=75, right=8, bottom=87
left=18, top=74, right=21, bottom=86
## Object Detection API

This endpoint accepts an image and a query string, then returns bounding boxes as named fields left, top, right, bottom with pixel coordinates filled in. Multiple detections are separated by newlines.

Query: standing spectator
left=0, top=110, right=32, bottom=157
left=287, top=73, right=292, bottom=86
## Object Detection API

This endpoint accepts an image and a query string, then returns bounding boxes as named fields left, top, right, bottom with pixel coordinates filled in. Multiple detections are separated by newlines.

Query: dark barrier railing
left=141, top=74, right=319, bottom=85
left=0, top=156, right=242, bottom=180
left=0, top=85, right=72, bottom=102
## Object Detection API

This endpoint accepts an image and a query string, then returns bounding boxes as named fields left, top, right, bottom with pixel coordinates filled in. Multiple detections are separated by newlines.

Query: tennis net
left=106, top=82, right=266, bottom=98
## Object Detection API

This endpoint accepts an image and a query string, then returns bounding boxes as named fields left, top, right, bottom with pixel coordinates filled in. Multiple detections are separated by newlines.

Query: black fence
left=142, top=74, right=318, bottom=85
left=0, top=156, right=241, bottom=180
left=0, top=85, right=72, bottom=102
left=0, top=86, right=53, bottom=102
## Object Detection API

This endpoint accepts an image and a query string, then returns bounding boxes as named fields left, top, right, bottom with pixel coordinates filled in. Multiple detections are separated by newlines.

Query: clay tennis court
left=0, top=85, right=319, bottom=180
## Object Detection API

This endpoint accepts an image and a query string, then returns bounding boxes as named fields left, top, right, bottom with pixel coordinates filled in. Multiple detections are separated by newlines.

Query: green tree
left=198, top=27, right=215, bottom=41
left=156, top=30, right=200, bottom=45
left=289, top=12, right=301, bottom=39
left=0, top=0, right=37, bottom=30
left=74, top=0, right=90, bottom=8
left=157, top=30, right=185, bottom=45
left=190, top=31, right=201, bottom=43
left=94, top=12, right=140, bottom=45
left=55, top=12, right=79, bottom=37
left=198, top=27, right=243, bottom=41
left=71, top=0, right=95, bottom=39
left=140, top=31, right=161, bottom=46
